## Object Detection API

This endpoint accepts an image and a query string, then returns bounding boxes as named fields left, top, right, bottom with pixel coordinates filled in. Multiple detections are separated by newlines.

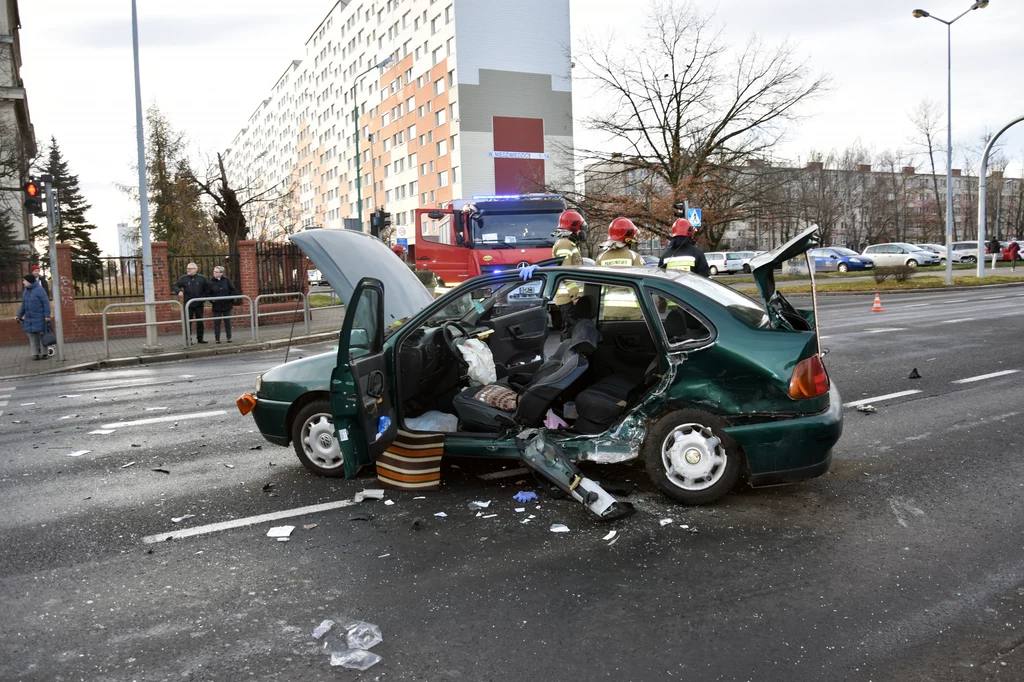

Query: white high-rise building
left=224, top=0, right=574, bottom=244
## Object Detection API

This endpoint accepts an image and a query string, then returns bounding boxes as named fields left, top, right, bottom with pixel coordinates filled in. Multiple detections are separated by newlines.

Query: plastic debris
left=343, top=620, right=383, bottom=650
left=544, top=409, right=568, bottom=430
left=908, top=368, right=921, bottom=379
left=121, top=462, right=136, bottom=468
left=681, top=524, right=690, bottom=529
left=602, top=530, right=617, bottom=541
left=266, top=525, right=294, bottom=539
left=221, top=462, right=234, bottom=468
left=377, top=416, right=391, bottom=435
left=330, top=648, right=381, bottom=670
left=303, top=524, right=318, bottom=530
left=413, top=496, right=426, bottom=499
left=550, top=524, right=570, bottom=533
left=468, top=500, right=491, bottom=510
left=521, top=518, right=531, bottom=524
left=378, top=553, right=390, bottom=558
left=515, top=508, right=525, bottom=513
left=362, top=489, right=385, bottom=499
left=513, top=491, right=538, bottom=503
left=660, top=518, right=673, bottom=527
left=65, top=450, right=90, bottom=458
left=856, top=404, right=877, bottom=413
left=608, top=536, right=619, bottom=546
left=482, top=514, right=497, bottom=519
left=410, top=518, right=423, bottom=530
left=88, top=429, right=115, bottom=435
left=434, top=512, right=447, bottom=517
left=262, top=483, right=275, bottom=492
left=384, top=499, right=395, bottom=506
left=171, top=514, right=195, bottom=523
left=151, top=468, right=170, bottom=474
left=312, top=620, right=335, bottom=639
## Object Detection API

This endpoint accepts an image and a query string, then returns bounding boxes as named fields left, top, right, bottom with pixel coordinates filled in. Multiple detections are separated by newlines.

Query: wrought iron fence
left=255, top=241, right=305, bottom=295
left=0, top=256, right=36, bottom=304
left=72, top=256, right=145, bottom=300
left=166, top=254, right=237, bottom=295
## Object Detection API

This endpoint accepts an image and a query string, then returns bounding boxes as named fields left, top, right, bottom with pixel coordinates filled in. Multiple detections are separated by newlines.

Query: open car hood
left=290, top=230, right=434, bottom=325
left=748, top=225, right=820, bottom=305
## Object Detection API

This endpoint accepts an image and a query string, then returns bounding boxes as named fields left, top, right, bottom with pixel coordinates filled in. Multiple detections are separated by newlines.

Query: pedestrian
left=596, top=218, right=644, bottom=266
left=30, top=264, right=50, bottom=297
left=1008, top=240, right=1020, bottom=272
left=658, top=218, right=710, bottom=277
left=15, top=274, right=51, bottom=361
left=206, top=265, right=235, bottom=344
left=172, top=262, right=209, bottom=344
left=551, top=210, right=586, bottom=338
left=391, top=244, right=406, bottom=261
left=988, top=236, right=1001, bottom=268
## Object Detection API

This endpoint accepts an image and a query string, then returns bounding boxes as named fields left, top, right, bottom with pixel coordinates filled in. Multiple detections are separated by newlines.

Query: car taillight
left=789, top=355, right=830, bottom=400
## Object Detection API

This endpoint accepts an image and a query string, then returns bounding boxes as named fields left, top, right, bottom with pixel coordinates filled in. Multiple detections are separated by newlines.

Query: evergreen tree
left=0, top=211, right=23, bottom=271
left=33, top=138, right=103, bottom=282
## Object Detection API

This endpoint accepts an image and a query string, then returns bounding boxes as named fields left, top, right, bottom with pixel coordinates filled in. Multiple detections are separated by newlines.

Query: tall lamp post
left=912, top=0, right=990, bottom=286
left=352, top=57, right=393, bottom=233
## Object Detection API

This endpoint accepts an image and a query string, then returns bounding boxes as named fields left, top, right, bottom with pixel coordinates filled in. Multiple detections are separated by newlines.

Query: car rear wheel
left=291, top=400, right=346, bottom=477
left=905, top=259, right=918, bottom=268
left=965, top=256, right=977, bottom=264
left=837, top=263, right=849, bottom=273
left=643, top=409, right=742, bottom=505
left=939, top=258, right=946, bottom=265
left=709, top=265, right=719, bottom=276
left=742, top=264, right=751, bottom=273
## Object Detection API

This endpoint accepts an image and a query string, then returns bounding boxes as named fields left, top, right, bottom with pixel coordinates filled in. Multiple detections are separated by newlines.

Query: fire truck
left=413, top=194, right=567, bottom=287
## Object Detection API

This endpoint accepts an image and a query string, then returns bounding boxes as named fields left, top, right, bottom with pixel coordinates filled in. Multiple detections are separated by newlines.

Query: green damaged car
left=238, top=225, right=841, bottom=514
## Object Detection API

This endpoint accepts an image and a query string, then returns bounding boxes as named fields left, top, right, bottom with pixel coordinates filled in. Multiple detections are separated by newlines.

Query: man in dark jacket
left=658, top=218, right=710, bottom=277
left=173, top=262, right=209, bottom=343
left=207, top=265, right=236, bottom=343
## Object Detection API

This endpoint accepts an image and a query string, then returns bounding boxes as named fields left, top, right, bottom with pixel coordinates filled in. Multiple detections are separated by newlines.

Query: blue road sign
left=688, top=208, right=702, bottom=227
left=397, top=238, right=408, bottom=247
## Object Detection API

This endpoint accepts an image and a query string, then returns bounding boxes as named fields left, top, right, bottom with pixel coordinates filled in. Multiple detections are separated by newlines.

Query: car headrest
left=573, top=295, right=596, bottom=321
left=664, top=309, right=687, bottom=339
left=567, top=317, right=600, bottom=356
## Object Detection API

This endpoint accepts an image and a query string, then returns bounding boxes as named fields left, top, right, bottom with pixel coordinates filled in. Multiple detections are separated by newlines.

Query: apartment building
left=224, top=0, right=574, bottom=244
left=0, top=0, right=37, bottom=249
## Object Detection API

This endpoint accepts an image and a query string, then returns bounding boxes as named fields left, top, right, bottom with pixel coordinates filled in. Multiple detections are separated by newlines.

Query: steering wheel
left=440, top=321, right=471, bottom=368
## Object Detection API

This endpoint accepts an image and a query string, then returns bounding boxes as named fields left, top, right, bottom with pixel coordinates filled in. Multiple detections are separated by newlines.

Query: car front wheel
left=939, top=258, right=946, bottom=265
left=643, top=409, right=743, bottom=505
left=905, top=259, right=918, bottom=268
left=743, top=264, right=751, bottom=273
left=965, top=256, right=977, bottom=264
left=291, top=400, right=347, bottom=477
left=709, top=265, right=719, bottom=276
left=837, top=263, right=849, bottom=273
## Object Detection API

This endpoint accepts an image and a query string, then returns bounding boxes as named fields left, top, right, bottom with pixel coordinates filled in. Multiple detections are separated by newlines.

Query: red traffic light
left=25, top=182, right=40, bottom=197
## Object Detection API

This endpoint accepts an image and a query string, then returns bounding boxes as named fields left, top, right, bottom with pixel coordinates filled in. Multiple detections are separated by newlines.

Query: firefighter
left=596, top=217, right=644, bottom=266
left=658, top=218, right=710, bottom=277
left=391, top=244, right=406, bottom=260
left=551, top=210, right=587, bottom=338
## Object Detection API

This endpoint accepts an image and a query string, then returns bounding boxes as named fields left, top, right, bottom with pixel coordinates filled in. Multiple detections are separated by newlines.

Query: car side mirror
left=830, top=254, right=837, bottom=259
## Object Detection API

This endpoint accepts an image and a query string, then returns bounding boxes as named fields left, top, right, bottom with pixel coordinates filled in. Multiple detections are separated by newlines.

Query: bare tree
left=571, top=0, right=829, bottom=238
left=908, top=99, right=946, bottom=237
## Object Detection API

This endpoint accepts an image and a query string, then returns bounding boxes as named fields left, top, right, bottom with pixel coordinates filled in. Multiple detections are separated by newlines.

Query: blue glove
left=513, top=491, right=538, bottom=503
left=519, top=264, right=539, bottom=281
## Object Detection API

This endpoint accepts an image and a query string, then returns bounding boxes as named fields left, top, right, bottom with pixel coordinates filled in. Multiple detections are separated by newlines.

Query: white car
left=705, top=252, right=744, bottom=276
left=948, top=241, right=986, bottom=263
left=862, top=243, right=940, bottom=268
left=729, top=250, right=766, bottom=273
left=914, top=244, right=966, bottom=264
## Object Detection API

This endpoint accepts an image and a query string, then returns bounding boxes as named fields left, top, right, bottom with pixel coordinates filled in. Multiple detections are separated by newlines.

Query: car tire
left=939, top=258, right=946, bottom=265
left=709, top=265, right=719, bottom=276
left=643, top=409, right=743, bottom=505
left=742, top=264, right=751, bottom=273
left=965, top=256, right=977, bottom=264
left=291, top=400, right=347, bottom=477
left=837, top=263, right=849, bottom=273
left=905, top=259, right=918, bottom=268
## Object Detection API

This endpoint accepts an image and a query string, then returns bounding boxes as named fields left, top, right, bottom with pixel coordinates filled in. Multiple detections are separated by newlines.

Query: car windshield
left=469, top=212, right=558, bottom=249
left=670, top=274, right=769, bottom=328
left=895, top=243, right=921, bottom=251
left=832, top=247, right=860, bottom=256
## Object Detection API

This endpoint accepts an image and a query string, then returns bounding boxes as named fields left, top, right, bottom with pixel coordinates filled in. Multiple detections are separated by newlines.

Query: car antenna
left=283, top=286, right=304, bottom=364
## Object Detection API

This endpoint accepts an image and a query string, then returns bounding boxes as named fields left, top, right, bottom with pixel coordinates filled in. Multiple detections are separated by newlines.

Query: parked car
left=861, top=242, right=940, bottom=268
left=948, top=241, right=984, bottom=263
left=914, top=243, right=967, bottom=264
left=640, top=254, right=660, bottom=267
left=705, top=252, right=744, bottom=276
left=729, top=251, right=766, bottom=273
left=808, top=247, right=874, bottom=273
left=237, top=226, right=842, bottom=509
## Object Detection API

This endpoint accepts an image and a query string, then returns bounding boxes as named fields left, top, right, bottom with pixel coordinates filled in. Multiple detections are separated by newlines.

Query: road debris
left=384, top=499, right=395, bottom=506
left=58, top=394, right=81, bottom=398
left=478, top=466, right=530, bottom=481
left=550, top=524, right=570, bottom=533
left=261, top=483, right=275, bottom=492
left=856, top=404, right=877, bottom=413
left=515, top=507, right=526, bottom=513
left=660, top=518, right=673, bottom=527
left=312, top=619, right=334, bottom=639
left=130, top=443, right=141, bottom=448
left=603, top=530, right=617, bottom=541
left=330, top=648, right=381, bottom=670
left=513, top=491, right=538, bottom=503
left=434, top=512, right=447, bottom=518
left=354, top=489, right=385, bottom=502
left=266, top=525, right=294, bottom=539
left=482, top=514, right=497, bottom=519
left=65, top=450, right=90, bottom=458
left=144, top=406, right=168, bottom=411
left=121, top=462, right=136, bottom=469
left=378, top=553, right=390, bottom=559
left=303, top=523, right=318, bottom=530
left=88, top=429, right=115, bottom=435
left=468, top=500, right=491, bottom=510
left=171, top=514, right=195, bottom=523
left=221, top=462, right=234, bottom=468
left=249, top=445, right=262, bottom=450
left=413, top=496, right=426, bottom=499
left=908, top=368, right=921, bottom=379
left=151, top=468, right=170, bottom=474
left=349, top=514, right=372, bottom=521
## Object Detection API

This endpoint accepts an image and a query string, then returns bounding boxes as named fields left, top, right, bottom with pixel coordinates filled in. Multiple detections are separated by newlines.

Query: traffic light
left=24, top=179, right=45, bottom=217
left=672, top=201, right=687, bottom=218
left=369, top=207, right=393, bottom=238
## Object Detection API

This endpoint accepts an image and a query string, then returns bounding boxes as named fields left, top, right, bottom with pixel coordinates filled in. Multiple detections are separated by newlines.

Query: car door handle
left=615, top=336, right=645, bottom=352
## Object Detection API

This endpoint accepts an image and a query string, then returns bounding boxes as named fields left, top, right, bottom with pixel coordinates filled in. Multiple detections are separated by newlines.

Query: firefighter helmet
left=558, top=210, right=586, bottom=233
left=671, top=218, right=696, bottom=240
left=608, top=217, right=638, bottom=244
left=391, top=244, right=405, bottom=256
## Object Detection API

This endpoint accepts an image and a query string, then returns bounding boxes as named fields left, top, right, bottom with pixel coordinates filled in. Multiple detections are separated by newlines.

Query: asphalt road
left=2, top=287, right=1023, bottom=681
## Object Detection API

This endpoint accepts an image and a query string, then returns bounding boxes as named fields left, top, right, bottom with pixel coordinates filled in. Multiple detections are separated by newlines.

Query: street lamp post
left=976, top=114, right=1024, bottom=277
left=912, top=0, right=989, bottom=286
left=352, top=57, right=394, bottom=233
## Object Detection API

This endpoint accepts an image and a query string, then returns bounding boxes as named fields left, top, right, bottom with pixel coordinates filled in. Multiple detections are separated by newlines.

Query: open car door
left=330, top=278, right=398, bottom=478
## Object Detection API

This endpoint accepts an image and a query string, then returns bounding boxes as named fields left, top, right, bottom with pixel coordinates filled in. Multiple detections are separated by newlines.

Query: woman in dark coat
left=207, top=266, right=236, bottom=343
left=15, top=274, right=52, bottom=360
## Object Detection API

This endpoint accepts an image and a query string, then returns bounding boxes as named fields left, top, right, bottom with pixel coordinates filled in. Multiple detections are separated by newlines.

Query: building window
left=432, top=47, right=442, bottom=65
left=438, top=171, right=449, bottom=187
left=431, top=16, right=439, bottom=34
left=445, top=4, right=453, bottom=22
left=435, top=109, right=446, bottom=126
left=447, top=37, right=454, bottom=56
left=451, top=166, right=458, bottom=183
left=436, top=139, right=447, bottom=156
left=420, top=163, right=427, bottom=176
left=449, top=133, right=457, bottom=151
left=448, top=70, right=455, bottom=87
left=434, top=79, right=445, bottom=95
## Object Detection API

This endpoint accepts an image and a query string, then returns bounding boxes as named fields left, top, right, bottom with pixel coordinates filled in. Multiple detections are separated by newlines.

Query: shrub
left=874, top=265, right=915, bottom=284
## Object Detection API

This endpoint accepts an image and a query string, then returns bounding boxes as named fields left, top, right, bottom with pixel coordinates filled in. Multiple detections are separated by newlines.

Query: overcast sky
left=19, top=0, right=1024, bottom=255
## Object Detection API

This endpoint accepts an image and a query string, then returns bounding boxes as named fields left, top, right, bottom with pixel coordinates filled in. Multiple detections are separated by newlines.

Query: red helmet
left=558, top=210, right=586, bottom=233
left=671, top=218, right=696, bottom=239
left=391, top=244, right=405, bottom=256
left=608, top=217, right=638, bottom=244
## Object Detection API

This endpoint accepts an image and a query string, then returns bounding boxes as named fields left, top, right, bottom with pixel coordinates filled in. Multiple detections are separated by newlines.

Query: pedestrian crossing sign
left=688, top=208, right=702, bottom=227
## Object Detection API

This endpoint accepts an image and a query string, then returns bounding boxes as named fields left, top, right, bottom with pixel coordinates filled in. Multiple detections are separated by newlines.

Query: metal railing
left=74, top=256, right=145, bottom=300
left=182, top=295, right=256, bottom=345
left=102, top=300, right=186, bottom=359
left=253, top=292, right=309, bottom=341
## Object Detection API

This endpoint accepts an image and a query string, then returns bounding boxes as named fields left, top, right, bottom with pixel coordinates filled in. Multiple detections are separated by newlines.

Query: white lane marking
left=981, top=296, right=1003, bottom=300
left=903, top=303, right=931, bottom=308
left=89, top=429, right=116, bottom=435
left=0, top=401, right=8, bottom=408
left=20, top=402, right=35, bottom=406
left=843, top=390, right=922, bottom=408
left=0, top=385, right=16, bottom=392
left=943, top=299, right=968, bottom=303
left=0, top=394, right=10, bottom=399
left=865, top=328, right=906, bottom=334
left=952, top=369, right=1020, bottom=384
left=947, top=318, right=976, bottom=324
left=142, top=499, right=359, bottom=544
left=102, top=410, right=227, bottom=429
left=144, top=407, right=168, bottom=411
left=820, top=335, right=831, bottom=340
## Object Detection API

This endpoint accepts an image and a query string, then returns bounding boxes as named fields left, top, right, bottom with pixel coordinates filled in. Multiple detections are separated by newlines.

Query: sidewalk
left=0, top=306, right=345, bottom=380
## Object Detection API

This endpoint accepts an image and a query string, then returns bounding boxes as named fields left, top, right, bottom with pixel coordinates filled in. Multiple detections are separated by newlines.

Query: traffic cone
left=871, top=293, right=884, bottom=312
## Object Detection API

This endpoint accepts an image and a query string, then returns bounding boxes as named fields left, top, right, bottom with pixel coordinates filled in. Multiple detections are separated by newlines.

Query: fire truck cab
left=413, top=194, right=566, bottom=287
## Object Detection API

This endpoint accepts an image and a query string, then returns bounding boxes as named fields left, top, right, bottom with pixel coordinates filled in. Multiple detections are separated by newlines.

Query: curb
left=774, top=281, right=1024, bottom=297
left=0, top=331, right=338, bottom=381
